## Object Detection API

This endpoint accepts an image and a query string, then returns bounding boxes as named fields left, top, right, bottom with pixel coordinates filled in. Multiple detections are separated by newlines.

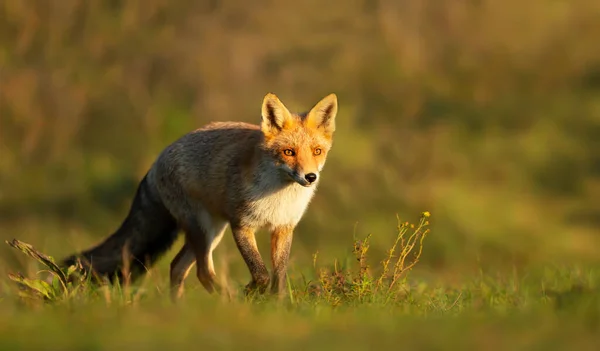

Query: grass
left=2, top=1, right=599, bottom=348
left=1, top=212, right=599, bottom=350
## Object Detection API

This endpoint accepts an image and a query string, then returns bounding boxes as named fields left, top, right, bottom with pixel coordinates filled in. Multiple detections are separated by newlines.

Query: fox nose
left=305, top=173, right=317, bottom=183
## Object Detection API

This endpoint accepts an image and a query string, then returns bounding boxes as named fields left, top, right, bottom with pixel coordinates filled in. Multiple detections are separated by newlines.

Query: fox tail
left=60, top=174, right=179, bottom=283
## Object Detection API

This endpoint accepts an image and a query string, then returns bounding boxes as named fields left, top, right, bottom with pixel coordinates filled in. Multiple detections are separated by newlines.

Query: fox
left=59, top=92, right=338, bottom=300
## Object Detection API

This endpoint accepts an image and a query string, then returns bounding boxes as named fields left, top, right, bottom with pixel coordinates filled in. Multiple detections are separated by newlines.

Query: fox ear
left=305, top=93, right=338, bottom=136
left=261, top=93, right=293, bottom=136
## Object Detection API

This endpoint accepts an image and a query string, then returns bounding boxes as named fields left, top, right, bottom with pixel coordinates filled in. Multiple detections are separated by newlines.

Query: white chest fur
left=246, top=182, right=316, bottom=229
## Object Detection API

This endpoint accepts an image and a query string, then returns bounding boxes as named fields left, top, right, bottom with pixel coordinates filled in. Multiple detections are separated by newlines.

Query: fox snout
left=305, top=173, right=317, bottom=183
left=288, top=170, right=319, bottom=187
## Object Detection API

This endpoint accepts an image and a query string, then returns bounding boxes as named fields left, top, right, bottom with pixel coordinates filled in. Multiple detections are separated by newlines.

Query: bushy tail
left=61, top=174, right=179, bottom=283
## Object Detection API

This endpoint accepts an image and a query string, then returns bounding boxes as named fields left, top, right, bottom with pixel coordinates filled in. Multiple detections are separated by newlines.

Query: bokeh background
left=1, top=0, right=599, bottom=283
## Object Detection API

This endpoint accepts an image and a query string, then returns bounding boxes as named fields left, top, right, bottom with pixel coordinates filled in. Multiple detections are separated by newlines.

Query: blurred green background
left=1, top=0, right=599, bottom=283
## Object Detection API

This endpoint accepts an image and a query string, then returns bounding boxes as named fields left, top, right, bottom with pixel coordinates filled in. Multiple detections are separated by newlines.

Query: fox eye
left=314, top=148, right=322, bottom=155
left=283, top=149, right=295, bottom=156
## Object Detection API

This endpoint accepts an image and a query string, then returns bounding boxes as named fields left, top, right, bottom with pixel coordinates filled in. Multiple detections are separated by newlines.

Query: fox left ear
left=306, top=93, right=338, bottom=136
left=261, top=93, right=294, bottom=137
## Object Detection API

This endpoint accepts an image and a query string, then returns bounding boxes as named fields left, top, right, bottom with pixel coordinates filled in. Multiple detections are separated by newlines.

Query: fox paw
left=244, top=278, right=269, bottom=296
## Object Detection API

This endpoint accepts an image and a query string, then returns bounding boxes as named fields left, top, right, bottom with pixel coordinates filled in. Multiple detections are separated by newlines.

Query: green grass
left=1, top=212, right=599, bottom=350
left=2, top=1, right=599, bottom=348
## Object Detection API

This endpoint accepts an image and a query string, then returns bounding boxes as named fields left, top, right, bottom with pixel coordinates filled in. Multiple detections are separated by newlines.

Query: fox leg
left=231, top=225, right=270, bottom=294
left=270, top=225, right=294, bottom=295
left=184, top=211, right=228, bottom=294
left=202, top=221, right=228, bottom=292
left=169, top=242, right=196, bottom=301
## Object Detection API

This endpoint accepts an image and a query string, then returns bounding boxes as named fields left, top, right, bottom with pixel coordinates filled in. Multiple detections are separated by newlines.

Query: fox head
left=260, top=93, right=338, bottom=187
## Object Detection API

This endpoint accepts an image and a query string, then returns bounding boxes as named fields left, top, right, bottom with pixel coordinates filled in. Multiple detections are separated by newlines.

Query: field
left=2, top=215, right=599, bottom=350
left=1, top=0, right=600, bottom=349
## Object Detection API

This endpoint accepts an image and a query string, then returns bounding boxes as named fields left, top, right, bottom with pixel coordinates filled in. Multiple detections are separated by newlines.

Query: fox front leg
left=270, top=225, right=294, bottom=295
left=231, top=225, right=270, bottom=294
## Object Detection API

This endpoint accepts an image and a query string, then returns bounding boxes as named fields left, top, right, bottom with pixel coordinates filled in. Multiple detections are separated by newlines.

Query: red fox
left=60, top=93, right=338, bottom=299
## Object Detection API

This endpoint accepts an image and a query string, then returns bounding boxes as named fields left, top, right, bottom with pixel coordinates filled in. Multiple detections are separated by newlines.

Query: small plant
left=312, top=211, right=431, bottom=306
left=5, top=239, right=95, bottom=303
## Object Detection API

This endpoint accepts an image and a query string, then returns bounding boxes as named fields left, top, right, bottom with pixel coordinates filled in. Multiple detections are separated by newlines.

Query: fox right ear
left=305, top=93, right=338, bottom=137
left=261, top=93, right=293, bottom=136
